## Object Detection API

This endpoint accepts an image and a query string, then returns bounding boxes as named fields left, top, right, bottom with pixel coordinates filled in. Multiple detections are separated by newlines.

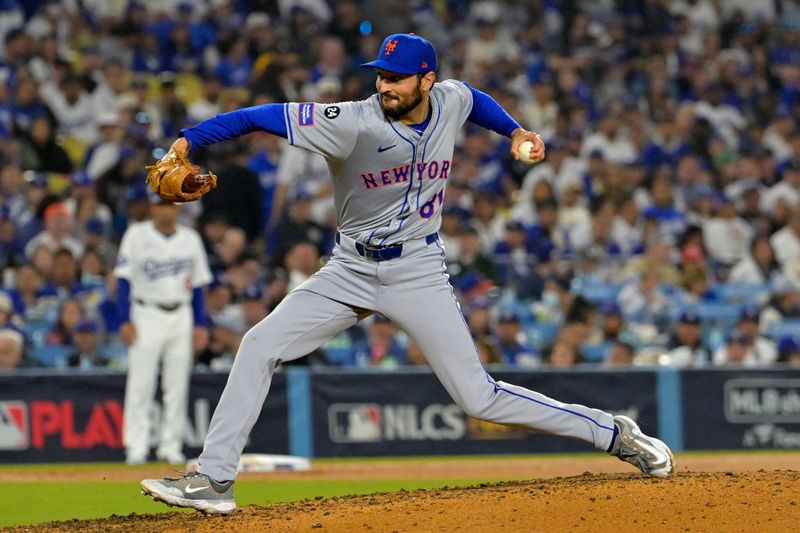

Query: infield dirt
left=6, top=454, right=800, bottom=532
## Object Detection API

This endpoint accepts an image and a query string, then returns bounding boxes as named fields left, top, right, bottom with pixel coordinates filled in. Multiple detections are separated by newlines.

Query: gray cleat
left=141, top=471, right=236, bottom=515
left=610, top=415, right=675, bottom=478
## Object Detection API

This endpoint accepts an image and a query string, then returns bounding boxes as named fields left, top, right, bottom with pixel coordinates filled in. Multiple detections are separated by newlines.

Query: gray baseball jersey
left=192, top=81, right=624, bottom=482
left=284, top=80, right=472, bottom=245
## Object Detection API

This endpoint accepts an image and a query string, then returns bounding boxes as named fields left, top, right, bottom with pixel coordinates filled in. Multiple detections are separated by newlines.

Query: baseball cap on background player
left=147, top=187, right=180, bottom=206
left=360, top=33, right=437, bottom=75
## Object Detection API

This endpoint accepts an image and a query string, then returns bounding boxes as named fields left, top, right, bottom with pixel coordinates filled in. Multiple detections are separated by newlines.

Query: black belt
left=134, top=299, right=183, bottom=312
left=335, top=232, right=439, bottom=262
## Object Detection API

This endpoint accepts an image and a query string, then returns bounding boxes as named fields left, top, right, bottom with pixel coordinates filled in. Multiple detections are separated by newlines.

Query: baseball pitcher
left=142, top=34, right=673, bottom=514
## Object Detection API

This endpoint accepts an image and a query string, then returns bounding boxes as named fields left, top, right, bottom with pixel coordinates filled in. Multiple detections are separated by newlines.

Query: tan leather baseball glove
left=145, top=150, right=217, bottom=203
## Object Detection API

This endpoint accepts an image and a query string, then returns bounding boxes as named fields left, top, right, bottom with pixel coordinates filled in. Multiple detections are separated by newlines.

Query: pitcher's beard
left=381, top=84, right=424, bottom=120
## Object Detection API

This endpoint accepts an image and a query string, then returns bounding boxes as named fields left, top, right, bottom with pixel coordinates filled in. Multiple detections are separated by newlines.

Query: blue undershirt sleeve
left=191, top=287, right=208, bottom=327
left=465, top=84, right=521, bottom=138
left=181, top=103, right=288, bottom=148
left=116, top=278, right=131, bottom=324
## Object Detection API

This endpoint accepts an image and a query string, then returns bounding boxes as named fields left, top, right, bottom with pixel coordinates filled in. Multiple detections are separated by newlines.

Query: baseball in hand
left=517, top=140, right=540, bottom=165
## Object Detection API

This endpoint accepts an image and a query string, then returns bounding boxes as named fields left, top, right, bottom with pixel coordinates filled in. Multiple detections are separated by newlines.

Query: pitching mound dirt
left=12, top=470, right=799, bottom=532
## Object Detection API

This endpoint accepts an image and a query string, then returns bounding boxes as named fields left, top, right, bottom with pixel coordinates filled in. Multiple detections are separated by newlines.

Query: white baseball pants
left=123, top=302, right=192, bottom=460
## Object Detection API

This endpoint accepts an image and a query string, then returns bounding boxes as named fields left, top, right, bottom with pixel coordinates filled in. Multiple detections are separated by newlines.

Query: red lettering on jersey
left=385, top=40, right=398, bottom=55
left=427, top=161, right=439, bottom=179
left=362, top=173, right=378, bottom=189
left=416, top=162, right=427, bottom=179
left=393, top=165, right=410, bottom=183
left=440, top=160, right=450, bottom=180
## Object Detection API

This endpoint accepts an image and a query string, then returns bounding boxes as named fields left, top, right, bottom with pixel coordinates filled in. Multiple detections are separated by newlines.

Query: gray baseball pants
left=197, top=234, right=616, bottom=480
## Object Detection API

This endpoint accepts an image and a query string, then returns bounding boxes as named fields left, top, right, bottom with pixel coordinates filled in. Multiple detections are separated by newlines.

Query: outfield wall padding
left=0, top=367, right=798, bottom=462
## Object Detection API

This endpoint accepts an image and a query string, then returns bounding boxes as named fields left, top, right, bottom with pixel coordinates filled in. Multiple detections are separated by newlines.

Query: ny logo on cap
left=384, top=39, right=398, bottom=55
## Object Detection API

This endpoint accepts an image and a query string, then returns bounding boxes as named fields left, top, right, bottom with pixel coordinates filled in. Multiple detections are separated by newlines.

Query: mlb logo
left=0, top=401, right=29, bottom=450
left=328, top=403, right=382, bottom=443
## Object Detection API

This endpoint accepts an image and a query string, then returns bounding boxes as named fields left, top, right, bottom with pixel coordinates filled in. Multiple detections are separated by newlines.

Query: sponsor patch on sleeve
left=299, top=103, right=315, bottom=126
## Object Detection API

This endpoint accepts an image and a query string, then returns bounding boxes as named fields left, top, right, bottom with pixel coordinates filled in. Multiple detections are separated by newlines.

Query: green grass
left=0, top=478, right=495, bottom=528
left=2, top=449, right=798, bottom=527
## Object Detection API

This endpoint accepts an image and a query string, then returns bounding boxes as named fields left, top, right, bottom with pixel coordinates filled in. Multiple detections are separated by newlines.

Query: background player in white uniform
left=116, top=193, right=212, bottom=465
left=142, top=34, right=674, bottom=514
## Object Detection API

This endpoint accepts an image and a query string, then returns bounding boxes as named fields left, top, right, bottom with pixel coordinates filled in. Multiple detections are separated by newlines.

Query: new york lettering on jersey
left=284, top=80, right=473, bottom=245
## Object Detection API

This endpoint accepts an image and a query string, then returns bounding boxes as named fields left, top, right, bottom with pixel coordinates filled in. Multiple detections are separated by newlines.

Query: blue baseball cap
left=240, top=285, right=264, bottom=301
left=600, top=301, right=622, bottom=316
left=739, top=305, right=761, bottom=323
left=727, top=330, right=753, bottom=345
left=126, top=184, right=149, bottom=203
left=85, top=218, right=105, bottom=235
left=360, top=33, right=437, bottom=75
left=71, top=170, right=93, bottom=186
left=497, top=310, right=520, bottom=324
left=679, top=310, right=701, bottom=325
left=74, top=318, right=98, bottom=334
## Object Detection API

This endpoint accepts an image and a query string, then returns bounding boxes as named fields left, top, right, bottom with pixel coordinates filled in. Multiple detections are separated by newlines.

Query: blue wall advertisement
left=0, top=372, right=288, bottom=463
left=681, top=369, right=800, bottom=450
left=312, top=369, right=659, bottom=457
left=3, top=368, right=798, bottom=462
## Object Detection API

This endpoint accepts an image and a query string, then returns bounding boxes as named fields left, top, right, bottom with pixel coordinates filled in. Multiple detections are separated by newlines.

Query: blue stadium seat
left=714, top=283, right=770, bottom=305
left=100, top=343, right=128, bottom=361
left=692, top=303, right=743, bottom=322
left=29, top=345, right=73, bottom=367
left=581, top=342, right=610, bottom=362
left=766, top=320, right=800, bottom=340
left=526, top=323, right=559, bottom=349
left=323, top=346, right=352, bottom=365
left=23, top=320, right=53, bottom=348
left=577, top=283, right=622, bottom=304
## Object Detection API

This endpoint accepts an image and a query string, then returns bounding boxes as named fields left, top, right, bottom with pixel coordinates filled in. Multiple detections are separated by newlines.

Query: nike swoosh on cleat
left=635, top=437, right=670, bottom=466
left=185, top=484, right=210, bottom=494
left=377, top=144, right=397, bottom=153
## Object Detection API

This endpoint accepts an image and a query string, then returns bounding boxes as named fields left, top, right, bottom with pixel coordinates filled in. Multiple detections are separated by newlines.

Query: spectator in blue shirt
left=493, top=220, right=544, bottom=299
left=214, top=38, right=253, bottom=87
left=641, top=170, right=686, bottom=239
left=493, top=310, right=538, bottom=366
left=346, top=314, right=406, bottom=368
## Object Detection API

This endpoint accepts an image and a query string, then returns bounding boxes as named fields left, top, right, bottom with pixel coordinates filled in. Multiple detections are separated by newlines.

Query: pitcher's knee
left=237, top=328, right=281, bottom=367
left=456, top=395, right=493, bottom=420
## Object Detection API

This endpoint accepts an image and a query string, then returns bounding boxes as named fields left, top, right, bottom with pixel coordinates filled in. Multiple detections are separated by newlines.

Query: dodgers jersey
left=115, top=221, right=212, bottom=304
left=284, top=80, right=474, bottom=245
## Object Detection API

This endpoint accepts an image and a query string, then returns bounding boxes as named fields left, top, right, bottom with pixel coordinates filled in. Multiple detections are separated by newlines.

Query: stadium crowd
left=1, top=0, right=800, bottom=372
